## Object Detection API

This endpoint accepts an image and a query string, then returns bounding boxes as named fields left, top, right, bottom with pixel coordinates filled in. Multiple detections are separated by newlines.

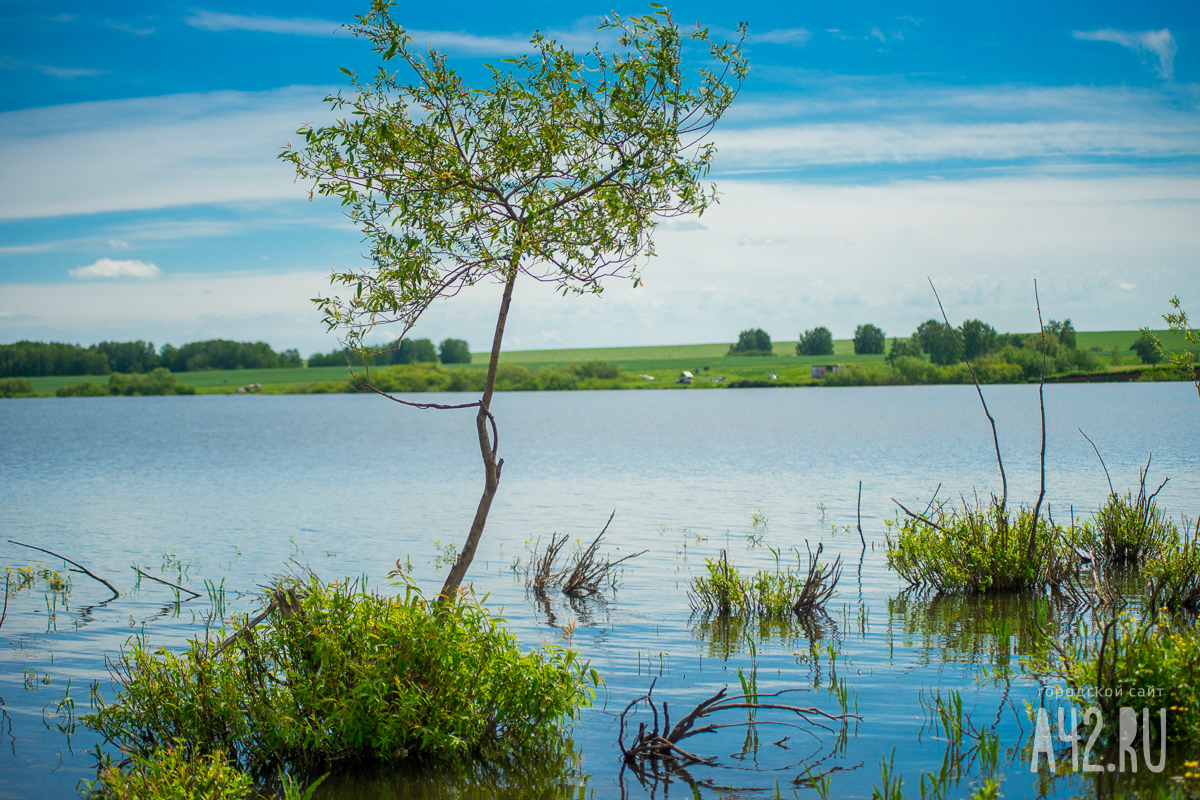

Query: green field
left=17, top=329, right=1188, bottom=396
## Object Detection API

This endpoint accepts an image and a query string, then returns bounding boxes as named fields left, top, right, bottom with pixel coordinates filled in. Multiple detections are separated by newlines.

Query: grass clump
left=689, top=547, right=840, bottom=617
left=84, top=575, right=597, bottom=772
left=85, top=747, right=252, bottom=800
left=886, top=502, right=1073, bottom=593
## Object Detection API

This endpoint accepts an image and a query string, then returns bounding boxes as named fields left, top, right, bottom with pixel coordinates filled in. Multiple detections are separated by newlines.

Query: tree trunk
left=437, top=267, right=518, bottom=606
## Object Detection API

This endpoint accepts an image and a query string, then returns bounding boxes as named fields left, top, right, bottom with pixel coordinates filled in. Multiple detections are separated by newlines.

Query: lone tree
left=282, top=2, right=747, bottom=603
left=728, top=328, right=772, bottom=356
left=797, top=326, right=833, bottom=356
left=852, top=323, right=885, bottom=355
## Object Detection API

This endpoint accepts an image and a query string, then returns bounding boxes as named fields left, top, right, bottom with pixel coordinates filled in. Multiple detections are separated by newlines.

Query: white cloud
left=2, top=176, right=1196, bottom=350
left=0, top=86, right=329, bottom=219
left=184, top=9, right=538, bottom=53
left=70, top=258, right=161, bottom=279
left=1074, top=28, right=1177, bottom=80
left=107, top=21, right=156, bottom=36
left=1119, top=282, right=1138, bottom=291
left=185, top=10, right=345, bottom=37
left=752, top=28, right=811, bottom=46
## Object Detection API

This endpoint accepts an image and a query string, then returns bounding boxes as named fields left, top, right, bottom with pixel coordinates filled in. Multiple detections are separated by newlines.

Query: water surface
left=1, top=383, right=1197, bottom=798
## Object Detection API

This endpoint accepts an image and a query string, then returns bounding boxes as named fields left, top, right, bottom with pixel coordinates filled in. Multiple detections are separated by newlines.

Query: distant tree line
left=308, top=338, right=472, bottom=367
left=0, top=339, right=302, bottom=378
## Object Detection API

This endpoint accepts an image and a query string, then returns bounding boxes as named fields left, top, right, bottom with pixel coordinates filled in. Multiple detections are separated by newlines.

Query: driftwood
left=7, top=539, right=119, bottom=600
left=132, top=566, right=201, bottom=599
left=619, top=681, right=860, bottom=774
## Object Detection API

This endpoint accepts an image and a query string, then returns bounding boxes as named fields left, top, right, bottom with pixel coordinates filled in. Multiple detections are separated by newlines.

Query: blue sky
left=1, top=1, right=1197, bottom=355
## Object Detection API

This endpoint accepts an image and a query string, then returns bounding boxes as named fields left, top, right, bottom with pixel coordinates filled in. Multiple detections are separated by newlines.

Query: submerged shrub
left=86, top=746, right=252, bottom=800
left=886, top=502, right=1074, bottom=593
left=1030, top=612, right=1200, bottom=747
left=85, top=576, right=596, bottom=771
left=1076, top=469, right=1177, bottom=568
left=689, top=547, right=840, bottom=617
left=1145, top=523, right=1200, bottom=613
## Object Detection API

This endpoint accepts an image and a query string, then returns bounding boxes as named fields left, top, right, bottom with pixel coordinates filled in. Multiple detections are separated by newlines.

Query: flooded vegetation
left=2, top=384, right=1199, bottom=798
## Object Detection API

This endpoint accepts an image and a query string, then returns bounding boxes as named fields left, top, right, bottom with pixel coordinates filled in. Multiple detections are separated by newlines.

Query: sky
left=1, top=1, right=1197, bottom=356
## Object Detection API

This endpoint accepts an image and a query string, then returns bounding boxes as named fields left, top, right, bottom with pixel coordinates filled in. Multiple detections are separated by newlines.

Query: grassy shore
left=15, top=329, right=1190, bottom=397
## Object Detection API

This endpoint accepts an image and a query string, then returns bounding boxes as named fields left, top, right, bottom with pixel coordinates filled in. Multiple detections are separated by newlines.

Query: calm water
left=1, top=383, right=1197, bottom=799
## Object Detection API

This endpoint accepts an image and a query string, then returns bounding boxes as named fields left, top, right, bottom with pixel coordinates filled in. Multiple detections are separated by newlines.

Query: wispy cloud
left=107, top=20, right=156, bottom=36
left=1074, top=28, right=1177, bottom=80
left=752, top=28, right=811, bottom=46
left=0, top=86, right=329, bottom=219
left=185, top=9, right=344, bottom=37
left=183, top=9, right=538, bottom=53
left=70, top=258, right=161, bottom=279
left=1, top=56, right=102, bottom=81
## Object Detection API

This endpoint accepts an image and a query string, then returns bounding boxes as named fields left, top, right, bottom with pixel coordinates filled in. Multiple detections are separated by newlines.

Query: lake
left=1, top=382, right=1197, bottom=798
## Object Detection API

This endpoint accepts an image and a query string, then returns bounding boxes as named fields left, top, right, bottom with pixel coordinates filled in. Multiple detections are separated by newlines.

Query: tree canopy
left=853, top=323, right=885, bottom=355
left=728, top=328, right=772, bottom=356
left=438, top=338, right=472, bottom=364
left=797, top=327, right=834, bottom=356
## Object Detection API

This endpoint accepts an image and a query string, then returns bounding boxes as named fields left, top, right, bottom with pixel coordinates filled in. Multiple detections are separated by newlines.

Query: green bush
left=1031, top=612, right=1200, bottom=747
left=86, top=746, right=252, bottom=800
left=577, top=360, right=619, bottom=380
left=537, top=369, right=579, bottom=391
left=916, top=320, right=961, bottom=365
left=56, top=369, right=196, bottom=397
left=0, top=376, right=38, bottom=397
left=1145, top=527, right=1200, bottom=613
left=84, top=577, right=596, bottom=771
left=494, top=363, right=538, bottom=391
left=886, top=502, right=1073, bottom=593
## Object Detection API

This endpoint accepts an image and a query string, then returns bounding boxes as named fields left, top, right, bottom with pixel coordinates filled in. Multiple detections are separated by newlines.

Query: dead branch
left=7, top=540, right=119, bottom=601
left=0, top=574, right=8, bottom=631
left=793, top=542, right=842, bottom=616
left=1078, top=428, right=1115, bottom=497
left=619, top=683, right=860, bottom=772
left=891, top=499, right=948, bottom=533
left=528, top=512, right=645, bottom=597
left=132, top=566, right=201, bottom=599
left=856, top=480, right=866, bottom=549
left=207, top=584, right=303, bottom=661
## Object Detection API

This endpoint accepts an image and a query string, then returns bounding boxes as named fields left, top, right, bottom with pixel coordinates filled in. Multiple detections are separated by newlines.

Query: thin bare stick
left=7, top=540, right=119, bottom=600
left=928, top=278, right=1007, bottom=512
left=891, top=499, right=948, bottom=533
left=856, top=480, right=865, bottom=549
left=1030, top=280, right=1048, bottom=556
left=0, top=574, right=8, bottom=631
left=132, top=566, right=200, bottom=599
left=1078, top=428, right=1115, bottom=496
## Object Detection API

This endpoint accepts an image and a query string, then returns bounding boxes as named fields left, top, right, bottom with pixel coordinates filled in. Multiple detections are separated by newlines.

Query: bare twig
left=0, top=574, right=8, bottom=631
left=132, top=566, right=201, bottom=599
left=7, top=540, right=119, bottom=600
left=1078, top=428, right=1115, bottom=496
left=928, top=278, right=1007, bottom=512
left=1030, top=280, right=1048, bottom=559
left=891, top=499, right=948, bottom=533
left=856, top=480, right=865, bottom=549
